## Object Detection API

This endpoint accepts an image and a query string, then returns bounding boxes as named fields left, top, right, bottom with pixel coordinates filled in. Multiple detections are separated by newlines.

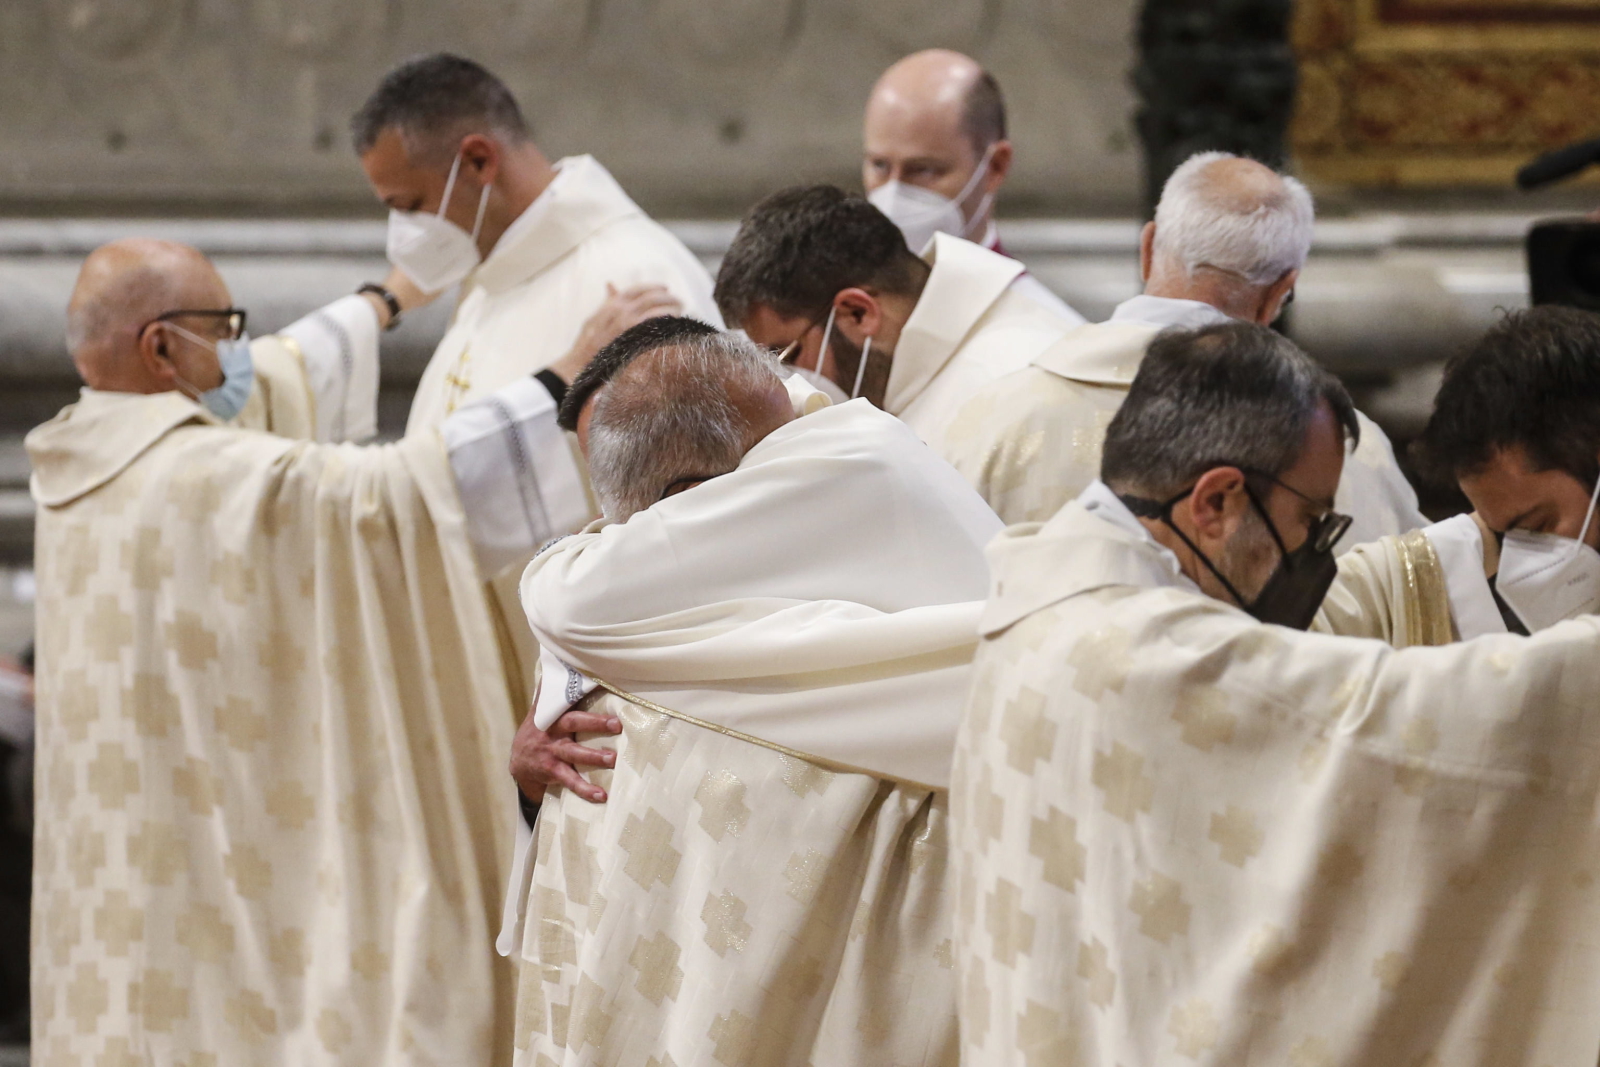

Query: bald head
left=1142, top=151, right=1314, bottom=324
left=67, top=239, right=232, bottom=393
left=863, top=50, right=1011, bottom=229
left=578, top=323, right=794, bottom=521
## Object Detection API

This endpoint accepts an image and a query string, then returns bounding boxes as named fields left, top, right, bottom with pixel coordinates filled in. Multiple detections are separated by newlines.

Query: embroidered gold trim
left=592, top=680, right=944, bottom=794
left=1395, top=528, right=1455, bottom=647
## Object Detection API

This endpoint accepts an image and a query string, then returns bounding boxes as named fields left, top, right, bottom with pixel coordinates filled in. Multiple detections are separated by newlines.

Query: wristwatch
left=357, top=283, right=403, bottom=331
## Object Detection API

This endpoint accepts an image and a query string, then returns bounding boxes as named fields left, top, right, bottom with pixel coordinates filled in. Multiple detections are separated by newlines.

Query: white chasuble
left=888, top=234, right=1083, bottom=466
left=28, top=391, right=519, bottom=1065
left=940, top=293, right=1427, bottom=548
left=402, top=155, right=718, bottom=707
left=515, top=689, right=957, bottom=1067
left=406, top=155, right=720, bottom=434
left=510, top=400, right=1002, bottom=1065
left=954, top=492, right=1600, bottom=1066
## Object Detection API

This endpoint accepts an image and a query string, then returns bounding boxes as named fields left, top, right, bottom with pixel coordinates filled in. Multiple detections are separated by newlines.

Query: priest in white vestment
left=342, top=53, right=719, bottom=701
left=502, top=319, right=1001, bottom=1065
left=941, top=151, right=1425, bottom=550
left=956, top=320, right=1600, bottom=1066
left=1319, top=305, right=1600, bottom=646
left=860, top=48, right=1084, bottom=322
left=714, top=185, right=1081, bottom=472
left=27, top=241, right=620, bottom=1065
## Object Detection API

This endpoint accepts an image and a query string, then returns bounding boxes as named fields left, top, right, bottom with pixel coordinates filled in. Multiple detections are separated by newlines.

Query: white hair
left=1151, top=151, right=1314, bottom=287
left=587, top=332, right=783, bottom=521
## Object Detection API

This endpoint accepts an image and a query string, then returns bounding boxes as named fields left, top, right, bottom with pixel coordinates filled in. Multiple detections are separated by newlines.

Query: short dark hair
left=557, top=316, right=720, bottom=431
left=713, top=185, right=929, bottom=328
left=1413, top=305, right=1600, bottom=487
left=1101, top=321, right=1359, bottom=497
left=350, top=53, right=529, bottom=164
left=962, top=71, right=1007, bottom=156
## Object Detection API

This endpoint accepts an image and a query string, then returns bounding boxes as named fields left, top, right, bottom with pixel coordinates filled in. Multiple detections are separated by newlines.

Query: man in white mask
left=715, top=185, right=1082, bottom=489
left=346, top=53, right=719, bottom=702
left=941, top=151, right=1425, bottom=550
left=863, top=49, right=1083, bottom=322
left=1319, top=305, right=1600, bottom=644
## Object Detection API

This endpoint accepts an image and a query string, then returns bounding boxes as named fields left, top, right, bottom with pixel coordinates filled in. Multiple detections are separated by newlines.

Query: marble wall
left=0, top=0, right=1142, bottom=215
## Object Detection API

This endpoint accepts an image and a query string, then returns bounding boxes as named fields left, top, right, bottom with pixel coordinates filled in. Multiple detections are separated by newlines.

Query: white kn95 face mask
left=385, top=150, right=492, bottom=293
left=1497, top=476, right=1600, bottom=631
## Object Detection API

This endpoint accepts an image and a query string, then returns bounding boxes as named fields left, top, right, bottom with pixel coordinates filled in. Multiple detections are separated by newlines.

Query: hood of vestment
left=1029, top=320, right=1161, bottom=387
left=470, top=155, right=646, bottom=297
left=886, top=233, right=1024, bottom=415
left=980, top=499, right=1201, bottom=636
left=27, top=389, right=215, bottom=508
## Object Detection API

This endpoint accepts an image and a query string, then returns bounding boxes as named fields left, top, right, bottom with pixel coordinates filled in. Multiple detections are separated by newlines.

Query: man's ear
left=832, top=288, right=883, bottom=341
left=1139, top=222, right=1157, bottom=284
left=1185, top=466, right=1249, bottom=542
left=137, top=323, right=177, bottom=388
left=459, top=132, right=501, bottom=188
left=1256, top=268, right=1298, bottom=326
left=985, top=140, right=1014, bottom=188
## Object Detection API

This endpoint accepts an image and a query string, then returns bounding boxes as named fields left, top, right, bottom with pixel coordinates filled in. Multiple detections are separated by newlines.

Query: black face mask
left=1120, top=474, right=1352, bottom=631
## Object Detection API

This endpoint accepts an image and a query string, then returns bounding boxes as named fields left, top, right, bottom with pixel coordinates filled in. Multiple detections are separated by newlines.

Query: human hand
left=509, top=704, right=622, bottom=804
left=547, top=283, right=684, bottom=384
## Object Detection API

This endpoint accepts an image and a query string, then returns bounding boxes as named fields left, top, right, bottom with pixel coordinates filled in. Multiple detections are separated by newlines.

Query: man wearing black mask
left=953, top=320, right=1600, bottom=1065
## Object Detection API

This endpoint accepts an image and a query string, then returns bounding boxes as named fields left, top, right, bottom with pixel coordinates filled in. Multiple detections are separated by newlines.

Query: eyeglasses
left=143, top=308, right=248, bottom=341
left=1239, top=468, right=1351, bottom=553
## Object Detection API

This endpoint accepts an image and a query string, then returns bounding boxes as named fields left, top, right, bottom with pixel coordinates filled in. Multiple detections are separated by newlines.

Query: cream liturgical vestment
left=406, top=155, right=719, bottom=432
left=1317, top=512, right=1509, bottom=647
left=26, top=376, right=581, bottom=1065
left=506, top=400, right=1003, bottom=1066
left=401, top=154, right=720, bottom=704
left=954, top=481, right=1600, bottom=1066
left=889, top=233, right=1082, bottom=465
left=941, top=295, right=1428, bottom=552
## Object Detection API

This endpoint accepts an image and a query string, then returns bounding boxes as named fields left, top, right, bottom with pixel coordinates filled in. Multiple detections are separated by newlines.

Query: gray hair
left=350, top=53, right=529, bottom=166
left=1101, top=321, right=1359, bottom=499
left=587, top=332, right=784, bottom=521
left=1152, top=151, right=1314, bottom=287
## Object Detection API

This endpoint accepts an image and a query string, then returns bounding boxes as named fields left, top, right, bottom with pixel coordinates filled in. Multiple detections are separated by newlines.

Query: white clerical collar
left=488, top=157, right=569, bottom=258
left=1421, top=513, right=1507, bottom=640
left=977, top=219, right=999, bottom=252
left=1077, top=479, right=1186, bottom=579
left=1108, top=294, right=1232, bottom=331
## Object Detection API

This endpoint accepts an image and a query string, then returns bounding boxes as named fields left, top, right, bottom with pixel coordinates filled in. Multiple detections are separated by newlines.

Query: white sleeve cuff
left=276, top=294, right=381, bottom=443
left=442, top=377, right=593, bottom=577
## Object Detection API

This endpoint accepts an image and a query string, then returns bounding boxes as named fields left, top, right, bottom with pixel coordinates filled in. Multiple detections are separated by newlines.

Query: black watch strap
left=358, top=283, right=402, bottom=331
left=535, top=369, right=568, bottom=407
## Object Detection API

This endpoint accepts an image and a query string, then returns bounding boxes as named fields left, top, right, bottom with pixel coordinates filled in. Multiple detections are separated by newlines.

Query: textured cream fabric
left=406, top=156, right=720, bottom=434
left=1316, top=529, right=1457, bottom=647
left=233, top=335, right=318, bottom=441
left=520, top=400, right=1000, bottom=790
left=515, top=689, right=957, bottom=1067
left=28, top=391, right=518, bottom=1066
left=941, top=322, right=1154, bottom=524
left=940, top=317, right=1426, bottom=549
left=953, top=496, right=1600, bottom=1066
left=889, top=234, right=1082, bottom=463
left=406, top=154, right=717, bottom=708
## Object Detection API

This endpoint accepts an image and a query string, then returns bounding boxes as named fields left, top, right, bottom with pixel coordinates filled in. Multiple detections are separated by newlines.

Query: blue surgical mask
left=169, top=324, right=256, bottom=422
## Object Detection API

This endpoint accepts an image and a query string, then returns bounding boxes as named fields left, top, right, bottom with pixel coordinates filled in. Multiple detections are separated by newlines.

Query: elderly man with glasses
left=24, top=237, right=668, bottom=1064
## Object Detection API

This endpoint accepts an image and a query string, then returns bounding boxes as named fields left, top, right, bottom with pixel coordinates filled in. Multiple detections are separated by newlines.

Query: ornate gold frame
left=1292, top=0, right=1600, bottom=186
